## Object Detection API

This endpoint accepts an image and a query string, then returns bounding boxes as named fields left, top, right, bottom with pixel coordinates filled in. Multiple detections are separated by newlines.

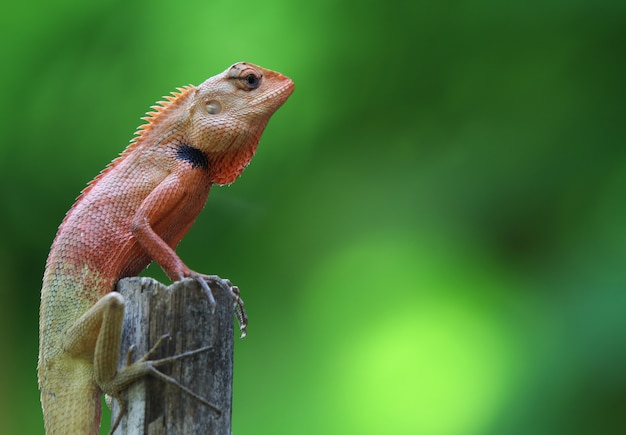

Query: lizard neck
left=208, top=141, right=258, bottom=185
left=205, top=121, right=269, bottom=185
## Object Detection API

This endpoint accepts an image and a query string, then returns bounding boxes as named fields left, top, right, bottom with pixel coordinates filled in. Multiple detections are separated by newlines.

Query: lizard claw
left=191, top=274, right=217, bottom=308
left=189, top=273, right=248, bottom=338
left=228, top=282, right=248, bottom=339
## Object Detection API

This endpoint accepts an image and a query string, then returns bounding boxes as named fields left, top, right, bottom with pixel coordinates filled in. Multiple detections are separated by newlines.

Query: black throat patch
left=176, top=144, right=209, bottom=171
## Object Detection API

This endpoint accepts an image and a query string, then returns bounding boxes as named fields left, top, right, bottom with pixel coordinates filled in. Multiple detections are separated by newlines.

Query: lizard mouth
left=251, top=78, right=295, bottom=110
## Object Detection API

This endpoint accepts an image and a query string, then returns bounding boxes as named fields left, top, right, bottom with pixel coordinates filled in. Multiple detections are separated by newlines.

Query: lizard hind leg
left=63, top=292, right=218, bottom=434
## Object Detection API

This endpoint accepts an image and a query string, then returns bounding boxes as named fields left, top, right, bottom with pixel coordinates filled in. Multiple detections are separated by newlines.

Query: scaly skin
left=38, top=62, right=294, bottom=434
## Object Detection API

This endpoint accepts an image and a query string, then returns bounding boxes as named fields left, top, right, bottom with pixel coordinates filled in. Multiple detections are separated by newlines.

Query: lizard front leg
left=130, top=171, right=248, bottom=336
left=63, top=292, right=216, bottom=434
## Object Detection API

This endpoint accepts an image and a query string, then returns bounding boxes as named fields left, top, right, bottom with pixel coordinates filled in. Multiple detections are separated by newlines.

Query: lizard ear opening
left=205, top=101, right=222, bottom=115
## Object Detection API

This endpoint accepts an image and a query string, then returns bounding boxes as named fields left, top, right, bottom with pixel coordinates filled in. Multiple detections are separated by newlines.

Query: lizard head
left=185, top=62, right=295, bottom=184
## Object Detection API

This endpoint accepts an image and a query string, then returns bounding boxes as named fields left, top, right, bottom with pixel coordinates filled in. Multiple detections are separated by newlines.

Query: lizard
left=38, top=62, right=294, bottom=434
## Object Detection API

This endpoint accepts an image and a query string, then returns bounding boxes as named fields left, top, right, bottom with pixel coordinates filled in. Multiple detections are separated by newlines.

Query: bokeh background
left=1, top=0, right=625, bottom=434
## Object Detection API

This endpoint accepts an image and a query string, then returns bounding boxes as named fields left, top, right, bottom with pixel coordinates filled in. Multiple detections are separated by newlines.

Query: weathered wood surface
left=111, top=277, right=234, bottom=435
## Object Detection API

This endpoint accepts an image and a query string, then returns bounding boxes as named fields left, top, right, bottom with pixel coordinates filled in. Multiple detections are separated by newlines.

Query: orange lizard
left=38, top=62, right=294, bottom=434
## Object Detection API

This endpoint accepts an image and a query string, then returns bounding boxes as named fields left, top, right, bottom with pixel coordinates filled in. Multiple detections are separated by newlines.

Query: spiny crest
left=131, top=85, right=194, bottom=145
left=76, top=85, right=195, bottom=200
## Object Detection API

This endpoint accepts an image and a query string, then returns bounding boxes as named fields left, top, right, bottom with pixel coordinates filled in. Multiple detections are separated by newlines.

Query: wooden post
left=111, top=277, right=234, bottom=435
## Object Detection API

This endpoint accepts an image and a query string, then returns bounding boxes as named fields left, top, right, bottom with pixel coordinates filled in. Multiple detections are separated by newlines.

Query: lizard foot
left=190, top=273, right=248, bottom=338
left=108, top=334, right=217, bottom=434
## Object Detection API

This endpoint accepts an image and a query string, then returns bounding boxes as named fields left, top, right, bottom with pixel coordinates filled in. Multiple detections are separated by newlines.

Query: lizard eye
left=243, top=73, right=260, bottom=89
left=205, top=100, right=221, bottom=115
left=230, top=67, right=262, bottom=91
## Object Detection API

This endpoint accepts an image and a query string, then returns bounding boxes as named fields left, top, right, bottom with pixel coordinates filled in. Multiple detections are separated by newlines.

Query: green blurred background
left=1, top=0, right=625, bottom=433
